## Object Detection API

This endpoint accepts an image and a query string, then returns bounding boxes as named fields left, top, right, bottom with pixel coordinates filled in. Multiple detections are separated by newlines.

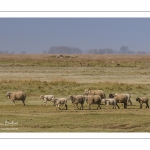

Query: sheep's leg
left=12, top=100, right=15, bottom=106
left=97, top=104, right=101, bottom=109
left=128, top=99, right=132, bottom=105
left=53, top=101, right=56, bottom=106
left=106, top=104, right=108, bottom=109
left=129, top=100, right=132, bottom=105
left=43, top=100, right=46, bottom=106
left=63, top=104, right=65, bottom=109
left=146, top=103, right=149, bottom=108
left=10, top=100, right=13, bottom=105
left=73, top=104, right=76, bottom=110
left=58, top=104, right=61, bottom=110
left=106, top=101, right=109, bottom=109
left=77, top=104, right=81, bottom=110
left=63, top=104, right=67, bottom=110
left=100, top=105, right=101, bottom=109
left=81, top=104, right=83, bottom=110
left=65, top=104, right=68, bottom=110
left=22, top=100, right=25, bottom=106
left=88, top=104, right=91, bottom=110
left=116, top=103, right=120, bottom=109
left=76, top=104, right=79, bottom=109
left=57, top=105, right=61, bottom=110
left=113, top=104, right=116, bottom=109
left=76, top=103, right=81, bottom=110
left=113, top=102, right=117, bottom=109
left=56, top=105, right=59, bottom=110
left=124, top=103, right=127, bottom=109
left=45, top=101, right=48, bottom=106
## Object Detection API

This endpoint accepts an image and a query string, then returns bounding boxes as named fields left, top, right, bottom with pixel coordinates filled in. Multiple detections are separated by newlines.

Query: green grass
left=1, top=54, right=150, bottom=132
left=1, top=79, right=150, bottom=100
left=0, top=79, right=150, bottom=132
left=0, top=105, right=150, bottom=132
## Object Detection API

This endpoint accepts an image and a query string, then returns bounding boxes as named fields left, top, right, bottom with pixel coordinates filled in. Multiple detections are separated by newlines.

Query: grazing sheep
left=52, top=97, right=68, bottom=110
left=68, top=95, right=86, bottom=110
left=56, top=54, right=64, bottom=58
left=109, top=93, right=132, bottom=105
left=103, top=98, right=120, bottom=109
left=6, top=91, right=26, bottom=106
left=40, top=95, right=55, bottom=106
left=136, top=97, right=149, bottom=109
left=86, top=95, right=102, bottom=110
left=84, top=89, right=106, bottom=99
left=109, top=93, right=128, bottom=109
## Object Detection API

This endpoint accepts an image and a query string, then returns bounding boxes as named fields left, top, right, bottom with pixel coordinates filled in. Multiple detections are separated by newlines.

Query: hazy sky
left=1, top=18, right=150, bottom=53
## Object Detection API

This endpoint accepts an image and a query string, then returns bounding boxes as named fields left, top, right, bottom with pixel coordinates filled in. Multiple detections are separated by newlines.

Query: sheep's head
left=68, top=95, right=73, bottom=99
left=109, top=93, right=115, bottom=98
left=40, top=95, right=44, bottom=99
left=136, top=97, right=140, bottom=102
left=6, top=92, right=13, bottom=99
left=84, top=89, right=90, bottom=95
left=68, top=95, right=76, bottom=103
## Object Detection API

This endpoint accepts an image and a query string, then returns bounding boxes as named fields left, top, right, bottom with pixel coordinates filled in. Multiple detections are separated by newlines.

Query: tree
left=119, top=46, right=129, bottom=54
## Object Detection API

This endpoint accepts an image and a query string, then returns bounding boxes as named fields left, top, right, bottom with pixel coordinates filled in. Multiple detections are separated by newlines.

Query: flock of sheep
left=6, top=89, right=149, bottom=110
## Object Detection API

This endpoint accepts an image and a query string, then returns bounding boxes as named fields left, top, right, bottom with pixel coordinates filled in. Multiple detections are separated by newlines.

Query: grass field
left=1, top=54, right=150, bottom=132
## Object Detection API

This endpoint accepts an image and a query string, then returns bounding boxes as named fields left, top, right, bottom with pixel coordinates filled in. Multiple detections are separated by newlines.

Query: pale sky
left=0, top=18, right=150, bottom=53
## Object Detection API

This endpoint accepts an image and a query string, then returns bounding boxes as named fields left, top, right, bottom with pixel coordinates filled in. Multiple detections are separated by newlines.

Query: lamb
left=103, top=98, right=120, bottom=109
left=136, top=97, right=149, bottom=109
left=52, top=97, right=68, bottom=110
left=68, top=95, right=86, bottom=110
left=40, top=95, right=55, bottom=106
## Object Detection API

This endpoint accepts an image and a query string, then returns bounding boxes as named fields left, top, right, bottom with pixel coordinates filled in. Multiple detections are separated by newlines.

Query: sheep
left=40, top=95, right=55, bottom=106
left=6, top=91, right=26, bottom=106
left=84, top=89, right=106, bottom=99
left=136, top=97, right=149, bottom=109
left=68, top=95, right=86, bottom=110
left=52, top=97, right=68, bottom=110
left=56, top=54, right=64, bottom=58
left=109, top=93, right=132, bottom=105
left=102, top=98, right=120, bottom=109
left=109, top=93, right=129, bottom=109
left=86, top=95, right=102, bottom=110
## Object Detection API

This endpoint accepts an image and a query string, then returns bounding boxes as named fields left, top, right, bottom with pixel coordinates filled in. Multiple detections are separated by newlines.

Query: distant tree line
left=0, top=45, right=147, bottom=54
left=46, top=46, right=82, bottom=54
left=0, top=50, right=9, bottom=54
left=87, top=46, right=146, bottom=54
left=45, top=45, right=147, bottom=54
left=87, top=48, right=115, bottom=54
left=0, top=50, right=15, bottom=54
